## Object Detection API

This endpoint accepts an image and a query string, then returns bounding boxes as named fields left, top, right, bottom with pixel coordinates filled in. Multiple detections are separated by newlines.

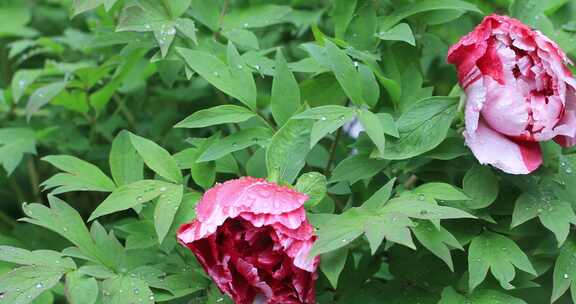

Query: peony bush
left=2, top=0, right=576, bottom=304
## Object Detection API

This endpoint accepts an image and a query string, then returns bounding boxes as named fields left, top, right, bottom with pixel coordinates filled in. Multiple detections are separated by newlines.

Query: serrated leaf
left=468, top=231, right=536, bottom=291
left=266, top=116, right=313, bottom=184
left=154, top=184, right=184, bottom=243
left=0, top=128, right=36, bottom=175
left=295, top=172, right=327, bottom=208
left=89, top=180, right=176, bottom=221
left=177, top=47, right=256, bottom=110
left=271, top=50, right=300, bottom=126
left=41, top=155, right=116, bottom=194
left=109, top=130, right=143, bottom=186
left=198, top=127, right=272, bottom=162
left=129, top=132, right=183, bottom=184
left=175, top=105, right=255, bottom=128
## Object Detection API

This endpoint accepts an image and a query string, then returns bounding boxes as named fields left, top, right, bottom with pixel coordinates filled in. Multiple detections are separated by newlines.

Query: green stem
left=325, top=123, right=343, bottom=175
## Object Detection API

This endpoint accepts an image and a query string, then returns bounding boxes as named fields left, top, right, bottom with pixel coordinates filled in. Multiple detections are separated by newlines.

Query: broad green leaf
left=510, top=0, right=547, bottom=28
left=177, top=47, right=256, bottom=110
left=188, top=0, right=220, bottom=31
left=152, top=21, right=176, bottom=58
left=0, top=246, right=75, bottom=270
left=266, top=117, right=313, bottom=184
left=383, top=197, right=475, bottom=220
left=324, top=41, right=365, bottom=105
left=25, top=81, right=67, bottom=120
left=165, top=0, right=192, bottom=17
left=358, top=64, right=380, bottom=107
left=109, top=130, right=143, bottom=186
left=0, top=266, right=65, bottom=304
left=364, top=212, right=415, bottom=253
left=309, top=113, right=355, bottom=148
left=320, top=247, right=348, bottom=288
left=222, top=5, right=292, bottom=29
left=0, top=128, right=36, bottom=175
left=198, top=128, right=272, bottom=162
left=414, top=183, right=470, bottom=201
left=293, top=105, right=354, bottom=120
left=295, top=172, right=327, bottom=208
left=65, top=271, right=99, bottom=304
left=175, top=18, right=198, bottom=44
left=329, top=154, right=387, bottom=184
left=383, top=97, right=458, bottom=159
left=129, top=132, right=183, bottom=184
left=89, top=180, right=175, bottom=221
left=101, top=275, right=154, bottom=304
left=412, top=221, right=462, bottom=271
left=512, top=188, right=576, bottom=246
left=222, top=28, right=259, bottom=50
left=362, top=178, right=396, bottom=209
left=439, top=287, right=527, bottom=304
left=175, top=105, right=256, bottom=128
left=116, top=2, right=168, bottom=32
left=154, top=184, right=184, bottom=243
left=552, top=236, right=576, bottom=302
left=41, top=155, right=116, bottom=194
left=468, top=231, right=536, bottom=291
left=175, top=135, right=219, bottom=189
left=333, top=0, right=357, bottom=39
left=461, top=165, right=499, bottom=209
left=358, top=109, right=385, bottom=158
left=271, top=50, right=300, bottom=126
left=379, top=0, right=482, bottom=30
left=11, top=69, right=42, bottom=103
left=72, top=0, right=105, bottom=16
left=376, top=23, right=415, bottom=46
left=309, top=209, right=365, bottom=256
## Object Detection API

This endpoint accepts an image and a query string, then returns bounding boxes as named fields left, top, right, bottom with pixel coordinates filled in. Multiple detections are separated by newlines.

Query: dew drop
left=255, top=65, right=261, bottom=71
left=166, top=27, right=176, bottom=35
left=243, top=23, right=249, bottom=28
left=564, top=273, right=569, bottom=279
left=341, top=239, right=347, bottom=243
left=137, top=196, right=143, bottom=202
left=320, top=116, right=327, bottom=121
left=213, top=71, right=219, bottom=77
left=567, top=167, right=573, bottom=174
left=18, top=80, right=26, bottom=87
left=159, top=187, right=167, bottom=192
left=35, top=282, right=43, bottom=289
left=353, top=61, right=359, bottom=68
left=133, top=288, right=140, bottom=295
left=417, top=194, right=425, bottom=201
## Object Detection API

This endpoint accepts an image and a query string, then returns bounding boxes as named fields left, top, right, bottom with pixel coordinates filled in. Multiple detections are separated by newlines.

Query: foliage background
left=2, top=0, right=576, bottom=303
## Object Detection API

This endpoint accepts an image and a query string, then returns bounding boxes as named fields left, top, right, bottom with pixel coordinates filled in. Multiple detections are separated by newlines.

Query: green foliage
left=1, top=0, right=576, bottom=303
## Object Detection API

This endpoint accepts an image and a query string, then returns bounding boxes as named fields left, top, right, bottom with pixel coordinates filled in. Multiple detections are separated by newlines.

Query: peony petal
left=465, top=121, right=542, bottom=174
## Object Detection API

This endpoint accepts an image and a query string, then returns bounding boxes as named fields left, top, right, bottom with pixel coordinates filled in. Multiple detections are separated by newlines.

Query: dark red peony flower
left=177, top=177, right=319, bottom=304
left=447, top=14, right=576, bottom=174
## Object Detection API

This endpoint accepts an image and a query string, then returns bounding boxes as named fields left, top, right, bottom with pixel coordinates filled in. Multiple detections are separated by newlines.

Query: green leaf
left=358, top=64, right=380, bottom=107
left=468, top=231, right=536, bottom=291
left=177, top=47, right=256, bottom=110
left=129, top=132, right=183, bottom=184
left=412, top=221, right=462, bottom=271
left=89, top=180, right=176, bottom=221
left=109, top=130, right=143, bottom=186
left=509, top=0, right=547, bottom=28
left=41, top=155, right=116, bottom=194
left=198, top=127, right=272, bottom=162
left=293, top=105, right=353, bottom=120
left=188, top=0, right=220, bottom=31
left=329, top=154, right=387, bottom=184
left=333, top=0, right=357, bottom=39
left=324, top=41, right=365, bottom=105
left=266, top=117, right=313, bottom=184
left=414, top=183, right=470, bottom=201
left=309, top=209, right=365, bottom=256
left=382, top=197, right=475, bottom=220
left=0, top=266, right=66, bottom=304
left=383, top=97, right=458, bottom=159
left=11, top=69, right=43, bottom=103
left=362, top=178, right=396, bottom=209
left=358, top=109, right=386, bottom=158
left=21, top=196, right=115, bottom=268
left=379, top=0, right=482, bottom=30
left=176, top=105, right=256, bottom=128
left=320, top=247, right=348, bottom=288
left=0, top=128, right=36, bottom=175
left=175, top=18, right=198, bottom=44
left=175, top=135, right=219, bottom=189
left=552, top=236, right=576, bottom=302
left=461, top=165, right=499, bottom=209
left=101, top=275, right=154, bottom=304
left=25, top=81, right=67, bottom=120
left=0, top=246, right=75, bottom=269
left=222, top=28, right=259, bottom=50
left=376, top=23, right=415, bottom=46
left=439, top=287, right=527, bottom=304
left=222, top=5, right=292, bottom=29
left=154, top=184, right=184, bottom=243
left=271, top=50, right=301, bottom=126
left=65, top=271, right=99, bottom=304
left=364, top=212, right=415, bottom=253
left=72, top=0, right=105, bottom=16
left=309, top=113, right=355, bottom=148
left=512, top=187, right=576, bottom=246
left=295, top=172, right=327, bottom=208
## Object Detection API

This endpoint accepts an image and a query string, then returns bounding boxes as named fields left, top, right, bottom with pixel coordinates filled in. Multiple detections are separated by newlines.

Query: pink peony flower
left=447, top=14, right=576, bottom=174
left=177, top=177, right=319, bottom=304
